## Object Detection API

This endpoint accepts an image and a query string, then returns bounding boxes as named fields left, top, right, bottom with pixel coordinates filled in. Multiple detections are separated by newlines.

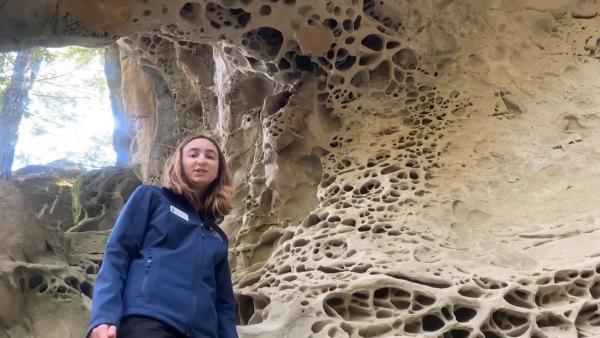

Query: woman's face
left=181, top=138, right=220, bottom=193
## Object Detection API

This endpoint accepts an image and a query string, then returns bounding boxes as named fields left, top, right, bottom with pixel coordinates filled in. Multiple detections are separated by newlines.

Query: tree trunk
left=0, top=49, right=42, bottom=180
left=104, top=45, right=131, bottom=166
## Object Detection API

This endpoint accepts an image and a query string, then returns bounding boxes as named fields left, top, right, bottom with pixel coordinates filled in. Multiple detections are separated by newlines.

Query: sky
left=12, top=47, right=116, bottom=170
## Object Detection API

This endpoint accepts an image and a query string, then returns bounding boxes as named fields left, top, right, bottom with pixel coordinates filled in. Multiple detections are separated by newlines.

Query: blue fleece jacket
left=88, top=185, right=238, bottom=338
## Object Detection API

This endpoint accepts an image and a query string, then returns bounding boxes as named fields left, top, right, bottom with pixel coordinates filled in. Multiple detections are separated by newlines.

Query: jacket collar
left=161, top=187, right=216, bottom=225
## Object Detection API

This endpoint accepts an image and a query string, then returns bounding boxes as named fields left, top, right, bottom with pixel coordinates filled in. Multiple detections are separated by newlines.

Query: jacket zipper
left=141, top=254, right=152, bottom=297
left=188, top=294, right=197, bottom=337
left=187, top=224, right=206, bottom=336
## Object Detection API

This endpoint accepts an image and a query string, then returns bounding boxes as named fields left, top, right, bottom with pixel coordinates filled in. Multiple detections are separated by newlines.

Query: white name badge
left=170, top=205, right=189, bottom=221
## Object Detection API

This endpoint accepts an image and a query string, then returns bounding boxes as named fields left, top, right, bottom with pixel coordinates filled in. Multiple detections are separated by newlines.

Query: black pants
left=119, top=315, right=186, bottom=338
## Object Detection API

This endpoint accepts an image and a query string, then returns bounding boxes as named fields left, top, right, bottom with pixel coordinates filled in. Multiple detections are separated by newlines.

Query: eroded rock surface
left=0, top=173, right=93, bottom=338
left=0, top=181, right=46, bottom=263
left=10, top=162, right=83, bottom=253
left=70, top=166, right=141, bottom=232
left=0, top=164, right=142, bottom=337
left=2, top=0, right=600, bottom=337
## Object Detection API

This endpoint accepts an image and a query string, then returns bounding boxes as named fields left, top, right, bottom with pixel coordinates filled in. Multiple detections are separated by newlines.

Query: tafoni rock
left=1, top=0, right=600, bottom=337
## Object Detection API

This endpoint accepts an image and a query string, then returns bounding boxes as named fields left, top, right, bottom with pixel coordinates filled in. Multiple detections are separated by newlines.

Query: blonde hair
left=161, top=134, right=232, bottom=221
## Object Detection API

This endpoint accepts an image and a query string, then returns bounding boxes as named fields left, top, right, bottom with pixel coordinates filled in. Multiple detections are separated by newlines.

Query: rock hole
left=446, top=329, right=471, bottom=338
left=454, top=307, right=477, bottom=322
left=415, top=293, right=435, bottom=306
left=324, top=296, right=346, bottom=319
left=259, top=5, right=271, bottom=15
left=386, top=41, right=400, bottom=49
left=29, top=275, right=44, bottom=290
left=237, top=294, right=255, bottom=325
left=354, top=15, right=361, bottom=30
left=374, top=288, right=389, bottom=299
left=590, top=281, right=600, bottom=299
left=358, top=323, right=392, bottom=337
left=350, top=70, right=368, bottom=87
left=293, top=238, right=310, bottom=247
left=359, top=179, right=381, bottom=195
left=295, top=54, right=313, bottom=71
left=277, top=57, right=290, bottom=70
left=422, top=314, right=445, bottom=331
left=390, top=299, right=410, bottom=310
left=358, top=54, right=377, bottom=66
left=504, top=289, right=534, bottom=309
left=482, top=331, right=503, bottom=338
left=64, top=276, right=79, bottom=289
left=38, top=283, right=48, bottom=293
left=80, top=281, right=93, bottom=298
left=369, top=60, right=390, bottom=83
left=311, top=321, right=327, bottom=333
left=324, top=18, right=338, bottom=30
left=392, top=48, right=417, bottom=70
left=536, top=313, right=567, bottom=328
left=335, top=55, right=356, bottom=71
left=404, top=320, right=421, bottom=334
left=458, top=286, right=482, bottom=298
left=361, top=34, right=384, bottom=51
left=492, top=309, right=528, bottom=330
left=179, top=2, right=201, bottom=22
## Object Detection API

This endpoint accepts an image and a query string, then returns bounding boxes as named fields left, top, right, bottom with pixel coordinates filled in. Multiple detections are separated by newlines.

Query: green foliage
left=0, top=52, right=15, bottom=86
left=2, top=47, right=108, bottom=118
left=29, top=46, right=111, bottom=133
left=0, top=52, right=16, bottom=107
left=60, top=46, right=103, bottom=65
left=71, top=174, right=85, bottom=226
left=32, top=46, right=109, bottom=113
left=9, top=46, right=116, bottom=170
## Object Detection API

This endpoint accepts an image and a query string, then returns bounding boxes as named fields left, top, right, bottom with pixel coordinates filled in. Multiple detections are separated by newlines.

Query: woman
left=88, top=135, right=238, bottom=338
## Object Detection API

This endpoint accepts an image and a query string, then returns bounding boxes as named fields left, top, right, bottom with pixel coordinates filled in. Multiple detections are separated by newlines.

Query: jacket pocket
left=140, top=253, right=153, bottom=297
left=191, top=287, right=218, bottom=333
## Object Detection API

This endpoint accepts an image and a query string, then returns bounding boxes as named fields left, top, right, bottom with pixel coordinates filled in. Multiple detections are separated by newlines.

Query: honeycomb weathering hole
left=180, top=2, right=201, bottom=22
left=392, top=48, right=418, bottom=70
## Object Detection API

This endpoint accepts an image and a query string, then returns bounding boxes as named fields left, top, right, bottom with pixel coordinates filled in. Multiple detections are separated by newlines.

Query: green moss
left=71, top=174, right=85, bottom=226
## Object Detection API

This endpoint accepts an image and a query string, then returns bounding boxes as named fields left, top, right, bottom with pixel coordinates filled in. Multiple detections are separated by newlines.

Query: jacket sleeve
left=215, top=247, right=238, bottom=338
left=87, top=185, right=154, bottom=333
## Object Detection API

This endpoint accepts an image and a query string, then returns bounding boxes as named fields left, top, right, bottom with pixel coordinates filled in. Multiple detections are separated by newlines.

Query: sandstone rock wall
left=1, top=0, right=600, bottom=337
left=0, top=169, right=93, bottom=338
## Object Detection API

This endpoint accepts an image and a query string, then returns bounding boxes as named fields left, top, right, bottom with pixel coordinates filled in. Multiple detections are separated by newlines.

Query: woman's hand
left=90, top=324, right=117, bottom=338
